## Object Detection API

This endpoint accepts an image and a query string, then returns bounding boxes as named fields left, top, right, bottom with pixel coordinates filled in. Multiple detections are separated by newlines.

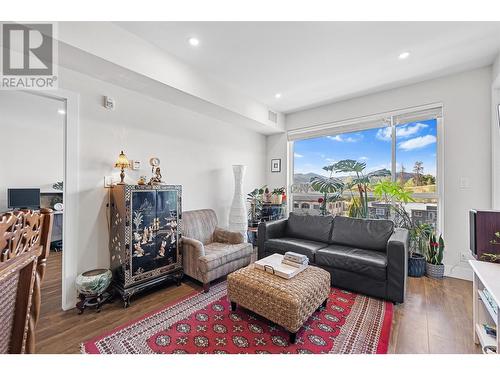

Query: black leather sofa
left=257, top=213, right=409, bottom=303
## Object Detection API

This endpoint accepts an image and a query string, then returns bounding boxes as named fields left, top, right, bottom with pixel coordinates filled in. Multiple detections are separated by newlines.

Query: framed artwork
left=271, top=158, right=281, bottom=173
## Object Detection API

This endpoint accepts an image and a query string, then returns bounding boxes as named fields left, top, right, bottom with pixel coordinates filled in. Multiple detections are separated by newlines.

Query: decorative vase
left=75, top=268, right=112, bottom=296
left=228, top=165, right=248, bottom=240
left=408, top=253, right=426, bottom=277
left=425, top=262, right=445, bottom=279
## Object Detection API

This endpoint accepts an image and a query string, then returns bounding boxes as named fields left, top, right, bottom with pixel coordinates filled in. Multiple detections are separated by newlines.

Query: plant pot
left=272, top=195, right=283, bottom=204
left=425, top=262, right=445, bottom=279
left=408, top=253, right=426, bottom=277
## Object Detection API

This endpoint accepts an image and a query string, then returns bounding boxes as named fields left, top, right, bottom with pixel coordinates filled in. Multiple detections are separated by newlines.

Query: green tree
left=331, top=160, right=390, bottom=218
left=413, top=161, right=424, bottom=186
left=310, top=165, right=344, bottom=215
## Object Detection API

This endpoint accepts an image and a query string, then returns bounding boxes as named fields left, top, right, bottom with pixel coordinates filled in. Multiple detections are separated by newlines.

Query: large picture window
left=291, top=109, right=440, bottom=230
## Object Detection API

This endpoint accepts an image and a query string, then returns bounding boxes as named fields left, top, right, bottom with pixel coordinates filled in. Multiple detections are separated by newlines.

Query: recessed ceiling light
left=398, top=51, right=410, bottom=60
left=57, top=109, right=66, bottom=115
left=275, top=93, right=282, bottom=99
left=188, top=37, right=200, bottom=47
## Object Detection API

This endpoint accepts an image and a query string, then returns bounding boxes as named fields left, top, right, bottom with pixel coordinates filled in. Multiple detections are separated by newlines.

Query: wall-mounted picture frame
left=271, top=158, right=281, bottom=173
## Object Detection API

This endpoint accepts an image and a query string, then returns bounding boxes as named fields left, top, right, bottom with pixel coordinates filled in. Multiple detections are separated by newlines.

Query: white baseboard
left=444, top=263, right=473, bottom=281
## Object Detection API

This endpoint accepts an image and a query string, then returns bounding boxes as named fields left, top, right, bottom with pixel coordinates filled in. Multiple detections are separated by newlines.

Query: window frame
left=288, top=104, right=443, bottom=233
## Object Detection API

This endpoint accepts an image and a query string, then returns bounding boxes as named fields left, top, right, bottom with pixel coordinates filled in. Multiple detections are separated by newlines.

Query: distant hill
left=293, top=172, right=324, bottom=184
left=293, top=169, right=393, bottom=184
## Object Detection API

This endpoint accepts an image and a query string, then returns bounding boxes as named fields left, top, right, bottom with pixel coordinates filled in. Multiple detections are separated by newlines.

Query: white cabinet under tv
left=470, top=260, right=500, bottom=354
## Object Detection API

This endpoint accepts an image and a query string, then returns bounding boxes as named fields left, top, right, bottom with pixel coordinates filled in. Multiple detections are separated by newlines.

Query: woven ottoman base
left=227, top=264, right=330, bottom=344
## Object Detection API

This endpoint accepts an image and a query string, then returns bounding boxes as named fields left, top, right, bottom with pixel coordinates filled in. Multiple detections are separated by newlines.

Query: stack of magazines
left=282, top=251, right=309, bottom=268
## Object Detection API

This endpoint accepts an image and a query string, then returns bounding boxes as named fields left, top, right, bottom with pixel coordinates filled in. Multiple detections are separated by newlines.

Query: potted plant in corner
left=408, top=224, right=432, bottom=277
left=373, top=180, right=430, bottom=277
left=247, top=185, right=266, bottom=227
left=425, top=232, right=445, bottom=278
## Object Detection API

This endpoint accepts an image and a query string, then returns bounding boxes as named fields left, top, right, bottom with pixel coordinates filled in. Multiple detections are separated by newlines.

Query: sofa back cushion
left=330, top=216, right=394, bottom=251
left=182, top=209, right=218, bottom=245
left=285, top=212, right=333, bottom=243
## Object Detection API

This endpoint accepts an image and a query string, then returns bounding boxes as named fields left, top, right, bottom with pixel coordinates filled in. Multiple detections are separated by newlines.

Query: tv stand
left=470, top=260, right=500, bottom=354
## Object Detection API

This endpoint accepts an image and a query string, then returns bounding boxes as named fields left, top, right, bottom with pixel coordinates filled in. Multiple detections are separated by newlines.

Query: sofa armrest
left=386, top=228, right=409, bottom=303
left=257, top=219, right=287, bottom=259
left=213, top=227, right=244, bottom=244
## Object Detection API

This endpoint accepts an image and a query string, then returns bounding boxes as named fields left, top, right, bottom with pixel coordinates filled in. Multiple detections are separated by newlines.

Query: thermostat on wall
left=131, top=160, right=141, bottom=170
left=103, top=96, right=115, bottom=110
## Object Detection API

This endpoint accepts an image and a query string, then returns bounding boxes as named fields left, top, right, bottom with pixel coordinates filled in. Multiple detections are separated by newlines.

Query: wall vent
left=268, top=110, right=278, bottom=124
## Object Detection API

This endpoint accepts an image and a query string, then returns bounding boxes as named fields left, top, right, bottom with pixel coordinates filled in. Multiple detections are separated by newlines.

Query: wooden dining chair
left=0, top=209, right=53, bottom=354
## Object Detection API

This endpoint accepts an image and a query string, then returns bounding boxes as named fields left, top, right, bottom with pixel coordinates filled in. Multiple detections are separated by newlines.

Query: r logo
left=2, top=23, right=53, bottom=76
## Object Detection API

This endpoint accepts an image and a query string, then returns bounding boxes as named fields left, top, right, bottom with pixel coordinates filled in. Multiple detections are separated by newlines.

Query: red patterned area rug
left=82, top=281, right=392, bottom=354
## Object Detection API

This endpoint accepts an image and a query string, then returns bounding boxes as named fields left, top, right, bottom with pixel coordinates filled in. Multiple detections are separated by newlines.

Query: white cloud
left=294, top=153, right=304, bottom=158
left=376, top=123, right=428, bottom=142
left=398, top=135, right=437, bottom=151
left=398, top=123, right=428, bottom=138
left=376, top=128, right=392, bottom=141
left=327, top=134, right=361, bottom=143
left=359, top=156, right=369, bottom=160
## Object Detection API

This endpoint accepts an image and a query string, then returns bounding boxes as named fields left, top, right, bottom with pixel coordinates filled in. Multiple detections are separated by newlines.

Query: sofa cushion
left=264, top=237, right=328, bottom=262
left=316, top=244, right=387, bottom=281
left=285, top=212, right=334, bottom=243
left=330, top=216, right=394, bottom=251
left=198, top=242, right=253, bottom=273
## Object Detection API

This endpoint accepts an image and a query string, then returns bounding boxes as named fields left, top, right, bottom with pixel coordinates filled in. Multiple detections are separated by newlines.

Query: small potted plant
left=425, top=232, right=445, bottom=278
left=271, top=187, right=285, bottom=205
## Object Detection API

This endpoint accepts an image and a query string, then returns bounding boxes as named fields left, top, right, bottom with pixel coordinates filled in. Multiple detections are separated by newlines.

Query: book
left=284, top=251, right=308, bottom=263
left=282, top=259, right=308, bottom=268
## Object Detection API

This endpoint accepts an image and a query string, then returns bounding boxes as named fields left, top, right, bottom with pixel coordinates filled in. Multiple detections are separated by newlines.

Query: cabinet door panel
left=155, top=190, right=179, bottom=266
left=131, top=190, right=157, bottom=276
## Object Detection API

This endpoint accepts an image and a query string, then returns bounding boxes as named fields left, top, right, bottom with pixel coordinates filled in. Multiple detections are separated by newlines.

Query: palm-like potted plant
left=425, top=233, right=445, bottom=278
left=373, top=180, right=431, bottom=277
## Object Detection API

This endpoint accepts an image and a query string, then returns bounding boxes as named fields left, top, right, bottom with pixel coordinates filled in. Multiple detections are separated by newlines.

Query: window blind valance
left=287, top=104, right=442, bottom=142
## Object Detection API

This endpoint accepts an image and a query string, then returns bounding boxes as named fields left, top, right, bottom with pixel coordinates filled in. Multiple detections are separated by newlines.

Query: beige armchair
left=182, top=209, right=253, bottom=292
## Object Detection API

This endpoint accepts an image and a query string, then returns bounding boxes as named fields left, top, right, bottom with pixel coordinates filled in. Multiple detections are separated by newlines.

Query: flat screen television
left=470, top=209, right=500, bottom=259
left=7, top=188, right=40, bottom=209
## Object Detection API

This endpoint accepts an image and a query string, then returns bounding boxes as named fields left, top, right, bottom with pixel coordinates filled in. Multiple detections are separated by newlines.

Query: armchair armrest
left=182, top=236, right=205, bottom=281
left=386, top=228, right=409, bottom=303
left=213, top=227, right=244, bottom=244
left=182, top=237, right=205, bottom=258
left=257, top=219, right=287, bottom=259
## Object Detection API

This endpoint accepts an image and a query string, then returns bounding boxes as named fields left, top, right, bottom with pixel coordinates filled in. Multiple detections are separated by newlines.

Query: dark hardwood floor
left=36, top=252, right=481, bottom=354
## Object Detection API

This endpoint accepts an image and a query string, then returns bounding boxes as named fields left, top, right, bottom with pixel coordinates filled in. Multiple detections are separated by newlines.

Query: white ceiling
left=116, top=22, right=500, bottom=113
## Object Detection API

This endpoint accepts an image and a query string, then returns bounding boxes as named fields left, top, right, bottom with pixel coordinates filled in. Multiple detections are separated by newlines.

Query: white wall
left=271, top=67, right=492, bottom=280
left=54, top=66, right=266, bottom=305
left=57, top=22, right=285, bottom=133
left=491, top=53, right=500, bottom=208
left=0, top=91, right=64, bottom=211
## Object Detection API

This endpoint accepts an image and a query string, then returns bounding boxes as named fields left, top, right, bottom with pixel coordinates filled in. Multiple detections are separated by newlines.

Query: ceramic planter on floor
left=408, top=253, right=426, bottom=277
left=425, top=262, right=445, bottom=279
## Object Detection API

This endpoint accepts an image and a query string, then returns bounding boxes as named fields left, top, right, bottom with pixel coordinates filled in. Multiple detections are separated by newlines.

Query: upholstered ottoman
left=227, top=263, right=330, bottom=344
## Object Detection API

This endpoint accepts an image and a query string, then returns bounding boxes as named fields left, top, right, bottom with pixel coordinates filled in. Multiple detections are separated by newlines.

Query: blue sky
left=294, top=119, right=437, bottom=177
